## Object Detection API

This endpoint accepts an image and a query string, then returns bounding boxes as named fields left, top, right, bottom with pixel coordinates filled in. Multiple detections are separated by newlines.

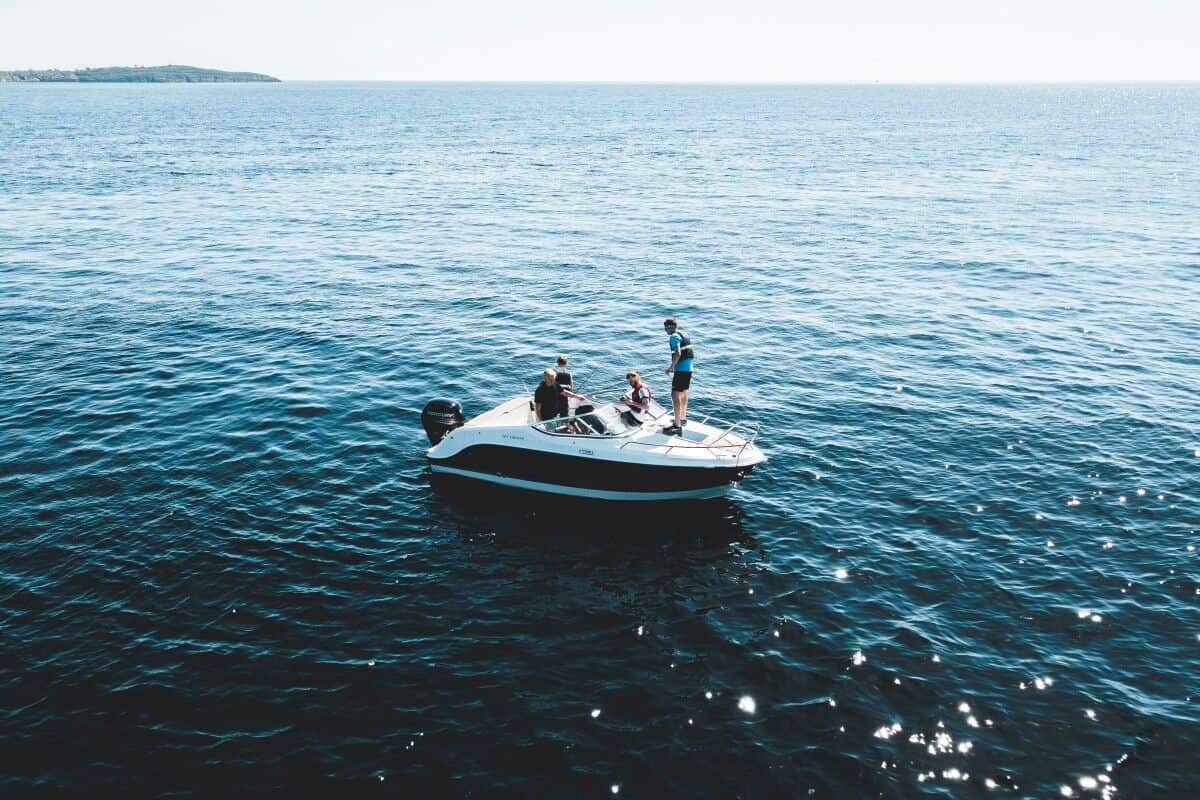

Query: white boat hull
left=424, top=395, right=765, bottom=503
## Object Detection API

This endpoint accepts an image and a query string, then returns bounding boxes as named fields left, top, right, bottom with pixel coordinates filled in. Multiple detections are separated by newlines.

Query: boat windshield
left=534, top=404, right=635, bottom=437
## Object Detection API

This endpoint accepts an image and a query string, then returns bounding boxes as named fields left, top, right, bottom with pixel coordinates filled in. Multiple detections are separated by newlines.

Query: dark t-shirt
left=534, top=383, right=562, bottom=419
left=554, top=369, right=573, bottom=415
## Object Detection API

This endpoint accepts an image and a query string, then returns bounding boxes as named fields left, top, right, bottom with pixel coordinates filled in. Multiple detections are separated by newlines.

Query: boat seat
left=576, top=415, right=605, bottom=435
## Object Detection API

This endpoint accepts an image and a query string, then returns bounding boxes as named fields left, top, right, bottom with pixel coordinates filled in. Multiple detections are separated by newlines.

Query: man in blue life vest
left=620, top=370, right=653, bottom=425
left=662, top=316, right=694, bottom=436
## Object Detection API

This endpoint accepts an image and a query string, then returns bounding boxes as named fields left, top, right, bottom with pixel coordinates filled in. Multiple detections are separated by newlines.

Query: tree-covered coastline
left=0, top=65, right=279, bottom=82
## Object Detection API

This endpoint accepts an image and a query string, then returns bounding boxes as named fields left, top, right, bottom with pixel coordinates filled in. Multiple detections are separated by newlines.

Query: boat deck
left=462, top=396, right=750, bottom=451
left=462, top=396, right=534, bottom=428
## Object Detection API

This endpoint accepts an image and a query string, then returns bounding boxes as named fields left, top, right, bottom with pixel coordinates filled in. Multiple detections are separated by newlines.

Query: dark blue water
left=2, top=83, right=1199, bottom=797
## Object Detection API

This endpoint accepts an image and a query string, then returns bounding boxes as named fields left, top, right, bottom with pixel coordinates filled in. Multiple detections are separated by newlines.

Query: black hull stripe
left=430, top=467, right=732, bottom=501
left=430, top=444, right=753, bottom=492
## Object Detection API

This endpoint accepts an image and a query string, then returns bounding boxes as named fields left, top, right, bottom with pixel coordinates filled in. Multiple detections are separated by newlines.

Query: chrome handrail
left=617, top=412, right=760, bottom=459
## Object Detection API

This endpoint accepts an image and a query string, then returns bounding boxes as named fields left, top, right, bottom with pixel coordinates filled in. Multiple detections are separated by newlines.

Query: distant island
left=0, top=65, right=280, bottom=83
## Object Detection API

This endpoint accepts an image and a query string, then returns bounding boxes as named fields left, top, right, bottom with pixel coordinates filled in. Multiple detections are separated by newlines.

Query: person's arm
left=667, top=337, right=681, bottom=374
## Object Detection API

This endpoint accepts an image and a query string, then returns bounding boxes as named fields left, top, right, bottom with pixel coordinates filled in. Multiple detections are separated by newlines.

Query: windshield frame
left=529, top=403, right=639, bottom=438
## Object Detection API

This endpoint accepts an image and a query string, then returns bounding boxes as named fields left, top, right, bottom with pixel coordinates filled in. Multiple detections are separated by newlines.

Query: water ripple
left=1, top=82, right=1199, bottom=796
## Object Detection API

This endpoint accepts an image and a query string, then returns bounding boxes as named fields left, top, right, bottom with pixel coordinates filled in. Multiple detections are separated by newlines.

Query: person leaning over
left=662, top=316, right=694, bottom=436
left=534, top=367, right=583, bottom=421
left=554, top=355, right=574, bottom=418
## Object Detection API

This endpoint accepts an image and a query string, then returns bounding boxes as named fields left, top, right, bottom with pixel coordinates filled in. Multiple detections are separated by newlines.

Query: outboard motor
left=421, top=399, right=464, bottom=445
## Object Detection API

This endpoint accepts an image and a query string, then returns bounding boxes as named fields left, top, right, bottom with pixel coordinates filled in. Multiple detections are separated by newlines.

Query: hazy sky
left=2, top=0, right=1198, bottom=82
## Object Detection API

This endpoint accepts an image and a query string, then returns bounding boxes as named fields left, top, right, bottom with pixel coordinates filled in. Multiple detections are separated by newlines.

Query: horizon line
left=4, top=65, right=1200, bottom=87
left=5, top=71, right=1199, bottom=87
left=273, top=78, right=1200, bottom=84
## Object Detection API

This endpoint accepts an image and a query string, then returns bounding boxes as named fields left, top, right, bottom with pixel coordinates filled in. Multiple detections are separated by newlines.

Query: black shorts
left=671, top=371, right=692, bottom=391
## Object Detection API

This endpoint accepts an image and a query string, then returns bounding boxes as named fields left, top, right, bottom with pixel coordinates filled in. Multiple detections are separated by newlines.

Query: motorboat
left=420, top=388, right=765, bottom=501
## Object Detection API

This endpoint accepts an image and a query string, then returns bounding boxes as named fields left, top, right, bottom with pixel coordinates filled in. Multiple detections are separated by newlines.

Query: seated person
left=620, top=371, right=653, bottom=425
left=534, top=367, right=584, bottom=421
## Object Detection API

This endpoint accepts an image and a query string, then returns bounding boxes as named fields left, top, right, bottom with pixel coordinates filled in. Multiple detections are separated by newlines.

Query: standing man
left=554, top=355, right=574, bottom=418
left=662, top=316, right=694, bottom=436
left=534, top=368, right=583, bottom=422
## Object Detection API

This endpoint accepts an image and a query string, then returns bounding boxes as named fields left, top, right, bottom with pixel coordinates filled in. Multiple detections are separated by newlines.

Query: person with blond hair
left=534, top=367, right=583, bottom=421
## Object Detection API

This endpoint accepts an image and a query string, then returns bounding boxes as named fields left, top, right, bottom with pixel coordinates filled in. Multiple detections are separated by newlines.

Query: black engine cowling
left=421, top=399, right=465, bottom=445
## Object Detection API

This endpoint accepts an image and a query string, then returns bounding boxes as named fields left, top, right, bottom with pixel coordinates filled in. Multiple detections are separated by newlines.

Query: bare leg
left=680, top=390, right=689, bottom=424
left=671, top=389, right=682, bottom=426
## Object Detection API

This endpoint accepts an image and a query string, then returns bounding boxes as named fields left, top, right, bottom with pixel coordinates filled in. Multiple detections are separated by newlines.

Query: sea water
left=1, top=82, right=1198, bottom=796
